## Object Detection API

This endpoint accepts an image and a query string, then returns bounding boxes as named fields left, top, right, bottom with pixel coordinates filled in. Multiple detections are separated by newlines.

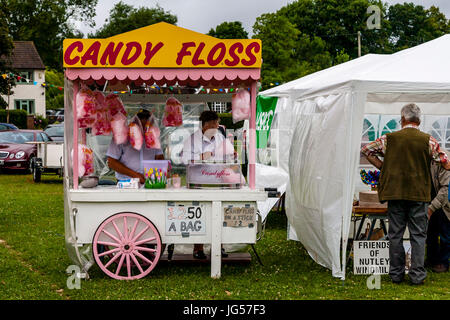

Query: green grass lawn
left=0, top=173, right=449, bottom=300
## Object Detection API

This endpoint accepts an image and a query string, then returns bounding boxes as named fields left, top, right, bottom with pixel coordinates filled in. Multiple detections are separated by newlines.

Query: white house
left=1, top=41, right=46, bottom=117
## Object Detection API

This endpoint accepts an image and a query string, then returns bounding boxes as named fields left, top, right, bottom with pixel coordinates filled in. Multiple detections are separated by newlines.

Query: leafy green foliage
left=253, top=12, right=338, bottom=89
left=253, top=13, right=301, bottom=89
left=89, top=2, right=177, bottom=38
left=4, top=0, right=98, bottom=70
left=45, top=69, right=64, bottom=110
left=0, top=2, right=15, bottom=108
left=387, top=3, right=450, bottom=51
left=0, top=109, right=28, bottom=128
left=207, top=21, right=248, bottom=39
left=33, top=114, right=48, bottom=129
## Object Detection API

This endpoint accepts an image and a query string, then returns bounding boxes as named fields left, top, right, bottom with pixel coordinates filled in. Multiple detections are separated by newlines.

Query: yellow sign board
left=63, top=22, right=261, bottom=69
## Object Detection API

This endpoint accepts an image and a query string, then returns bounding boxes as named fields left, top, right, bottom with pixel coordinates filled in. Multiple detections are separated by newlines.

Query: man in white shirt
left=181, top=110, right=229, bottom=259
left=181, top=111, right=225, bottom=164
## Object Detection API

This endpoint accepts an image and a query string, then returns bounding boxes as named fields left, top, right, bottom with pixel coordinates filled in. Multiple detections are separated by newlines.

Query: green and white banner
left=256, top=95, right=278, bottom=149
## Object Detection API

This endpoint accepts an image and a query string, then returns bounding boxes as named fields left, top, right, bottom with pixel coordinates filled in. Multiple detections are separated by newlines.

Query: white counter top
left=68, top=186, right=268, bottom=202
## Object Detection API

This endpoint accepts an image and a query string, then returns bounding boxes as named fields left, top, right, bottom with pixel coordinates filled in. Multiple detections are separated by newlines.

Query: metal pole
left=7, top=77, right=10, bottom=123
left=249, top=81, right=257, bottom=189
left=73, top=80, right=79, bottom=189
left=358, top=31, right=361, bottom=57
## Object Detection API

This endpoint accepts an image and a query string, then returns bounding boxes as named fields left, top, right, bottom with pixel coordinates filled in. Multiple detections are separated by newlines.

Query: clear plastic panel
left=82, top=97, right=210, bottom=183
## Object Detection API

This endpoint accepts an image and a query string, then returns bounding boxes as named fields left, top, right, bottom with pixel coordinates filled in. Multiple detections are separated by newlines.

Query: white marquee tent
left=259, top=34, right=450, bottom=279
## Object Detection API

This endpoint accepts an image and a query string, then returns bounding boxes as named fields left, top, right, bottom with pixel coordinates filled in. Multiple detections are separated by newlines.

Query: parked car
left=46, top=109, right=56, bottom=118
left=48, top=108, right=64, bottom=124
left=44, top=123, right=64, bottom=142
left=55, top=109, right=64, bottom=122
left=0, top=123, right=19, bottom=131
left=0, top=129, right=52, bottom=172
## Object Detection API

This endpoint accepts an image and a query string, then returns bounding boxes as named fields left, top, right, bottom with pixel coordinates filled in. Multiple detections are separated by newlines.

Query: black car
left=48, top=109, right=64, bottom=124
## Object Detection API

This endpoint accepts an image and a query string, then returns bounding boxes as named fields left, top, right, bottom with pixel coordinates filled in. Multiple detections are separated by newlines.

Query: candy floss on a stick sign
left=63, top=22, right=262, bottom=69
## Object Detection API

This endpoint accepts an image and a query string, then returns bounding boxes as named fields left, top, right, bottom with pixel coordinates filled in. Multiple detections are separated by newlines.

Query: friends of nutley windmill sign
left=353, top=240, right=412, bottom=275
left=353, top=241, right=390, bottom=275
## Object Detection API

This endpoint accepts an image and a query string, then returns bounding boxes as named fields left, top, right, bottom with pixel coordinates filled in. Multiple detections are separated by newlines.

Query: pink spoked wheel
left=93, top=212, right=162, bottom=280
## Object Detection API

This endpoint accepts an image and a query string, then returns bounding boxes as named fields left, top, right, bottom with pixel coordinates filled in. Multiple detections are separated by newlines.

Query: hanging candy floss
left=71, top=144, right=94, bottom=177
left=163, top=97, right=183, bottom=127
left=129, top=122, right=143, bottom=150
left=92, top=90, right=112, bottom=136
left=93, top=90, right=106, bottom=107
left=110, top=113, right=128, bottom=145
left=231, top=89, right=250, bottom=123
left=105, top=93, right=127, bottom=117
left=76, top=88, right=96, bottom=128
left=144, top=119, right=161, bottom=149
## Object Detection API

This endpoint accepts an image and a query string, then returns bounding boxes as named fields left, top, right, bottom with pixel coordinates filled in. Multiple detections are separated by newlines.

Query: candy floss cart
left=63, top=23, right=267, bottom=280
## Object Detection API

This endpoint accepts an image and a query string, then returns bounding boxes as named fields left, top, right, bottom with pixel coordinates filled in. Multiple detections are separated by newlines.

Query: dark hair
left=200, top=110, right=219, bottom=126
left=136, top=109, right=151, bottom=120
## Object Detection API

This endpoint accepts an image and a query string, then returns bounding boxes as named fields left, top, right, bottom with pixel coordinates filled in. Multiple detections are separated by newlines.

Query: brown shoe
left=432, top=264, right=449, bottom=273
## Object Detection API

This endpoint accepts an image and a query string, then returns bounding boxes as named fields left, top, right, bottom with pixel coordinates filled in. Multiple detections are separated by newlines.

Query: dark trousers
left=427, top=209, right=450, bottom=268
left=387, top=200, right=428, bottom=283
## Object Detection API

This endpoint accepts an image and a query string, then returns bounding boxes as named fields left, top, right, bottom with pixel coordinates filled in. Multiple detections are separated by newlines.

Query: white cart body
left=67, top=188, right=266, bottom=278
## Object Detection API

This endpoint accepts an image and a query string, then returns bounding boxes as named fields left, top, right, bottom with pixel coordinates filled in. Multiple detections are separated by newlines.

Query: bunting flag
left=0, top=72, right=249, bottom=95
left=1, top=72, right=64, bottom=91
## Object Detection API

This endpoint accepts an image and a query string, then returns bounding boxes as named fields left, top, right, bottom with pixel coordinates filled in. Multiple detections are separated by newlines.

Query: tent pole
left=249, top=81, right=257, bottom=189
left=72, top=80, right=79, bottom=189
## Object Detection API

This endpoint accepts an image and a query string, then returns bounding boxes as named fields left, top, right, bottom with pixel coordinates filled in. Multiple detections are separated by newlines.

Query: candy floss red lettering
left=225, top=43, right=244, bottom=67
left=144, top=42, right=164, bottom=65
left=100, top=42, right=124, bottom=66
left=207, top=42, right=226, bottom=66
left=81, top=41, right=101, bottom=65
left=64, top=41, right=84, bottom=65
left=192, top=42, right=206, bottom=66
left=176, top=42, right=196, bottom=65
left=121, top=42, right=142, bottom=65
left=242, top=42, right=261, bottom=66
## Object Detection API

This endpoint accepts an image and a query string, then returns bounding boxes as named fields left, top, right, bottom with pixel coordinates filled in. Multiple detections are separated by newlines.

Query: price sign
left=223, top=205, right=255, bottom=228
left=166, top=202, right=206, bottom=236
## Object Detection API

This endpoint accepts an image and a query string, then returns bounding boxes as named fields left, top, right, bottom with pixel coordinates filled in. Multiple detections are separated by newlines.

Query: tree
left=252, top=0, right=389, bottom=89
left=4, top=0, right=98, bottom=70
left=278, top=0, right=390, bottom=59
left=387, top=3, right=450, bottom=51
left=90, top=2, right=177, bottom=38
left=0, top=2, right=15, bottom=109
left=253, top=13, right=302, bottom=89
left=207, top=21, right=248, bottom=39
left=45, top=69, right=64, bottom=110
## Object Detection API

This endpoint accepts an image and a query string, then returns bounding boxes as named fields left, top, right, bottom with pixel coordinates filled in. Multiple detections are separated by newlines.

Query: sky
left=77, top=0, right=450, bottom=37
